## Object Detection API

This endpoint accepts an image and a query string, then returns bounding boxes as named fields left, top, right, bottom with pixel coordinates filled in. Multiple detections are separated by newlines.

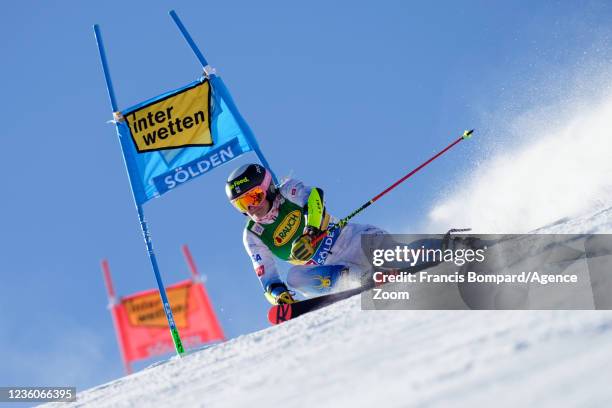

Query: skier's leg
left=325, top=223, right=388, bottom=284
left=327, top=224, right=455, bottom=279
left=286, top=264, right=349, bottom=297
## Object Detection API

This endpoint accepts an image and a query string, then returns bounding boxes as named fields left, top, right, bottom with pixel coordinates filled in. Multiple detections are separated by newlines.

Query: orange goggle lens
left=231, top=187, right=266, bottom=212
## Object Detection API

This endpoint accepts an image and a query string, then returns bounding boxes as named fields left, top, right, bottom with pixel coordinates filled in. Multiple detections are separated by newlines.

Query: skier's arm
left=243, top=229, right=295, bottom=304
left=305, top=187, right=326, bottom=230
left=281, top=179, right=328, bottom=231
left=292, top=186, right=330, bottom=261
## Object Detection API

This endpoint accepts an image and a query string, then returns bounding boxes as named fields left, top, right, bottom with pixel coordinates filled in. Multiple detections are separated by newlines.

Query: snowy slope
left=50, top=78, right=612, bottom=408
left=44, top=207, right=612, bottom=408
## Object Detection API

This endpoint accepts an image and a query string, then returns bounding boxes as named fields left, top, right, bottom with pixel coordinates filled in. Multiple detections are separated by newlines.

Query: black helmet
left=225, top=163, right=277, bottom=213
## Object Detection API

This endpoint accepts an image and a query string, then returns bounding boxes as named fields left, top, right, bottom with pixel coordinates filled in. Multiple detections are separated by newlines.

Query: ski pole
left=311, top=129, right=474, bottom=246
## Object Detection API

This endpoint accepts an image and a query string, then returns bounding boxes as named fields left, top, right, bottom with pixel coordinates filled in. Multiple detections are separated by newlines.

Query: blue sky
left=1, top=0, right=611, bottom=393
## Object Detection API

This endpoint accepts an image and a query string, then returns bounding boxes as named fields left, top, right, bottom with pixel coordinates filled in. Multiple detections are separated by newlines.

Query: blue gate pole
left=93, top=24, right=185, bottom=356
left=168, top=10, right=209, bottom=67
left=93, top=25, right=118, bottom=112
left=168, top=10, right=279, bottom=185
left=135, top=204, right=185, bottom=355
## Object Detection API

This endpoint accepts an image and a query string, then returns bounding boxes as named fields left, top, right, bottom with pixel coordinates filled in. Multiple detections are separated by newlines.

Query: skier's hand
left=291, top=227, right=321, bottom=261
left=265, top=282, right=296, bottom=305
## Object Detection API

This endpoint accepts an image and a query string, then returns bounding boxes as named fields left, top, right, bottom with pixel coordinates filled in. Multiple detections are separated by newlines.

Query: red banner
left=113, top=279, right=224, bottom=363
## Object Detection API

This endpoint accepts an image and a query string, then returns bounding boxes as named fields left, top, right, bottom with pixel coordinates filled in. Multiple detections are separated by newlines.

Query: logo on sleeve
left=251, top=223, right=264, bottom=236
left=256, top=265, right=265, bottom=277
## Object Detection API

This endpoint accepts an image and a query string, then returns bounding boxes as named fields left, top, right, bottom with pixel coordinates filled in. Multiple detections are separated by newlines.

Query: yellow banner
left=124, top=81, right=212, bottom=152
left=123, top=285, right=190, bottom=328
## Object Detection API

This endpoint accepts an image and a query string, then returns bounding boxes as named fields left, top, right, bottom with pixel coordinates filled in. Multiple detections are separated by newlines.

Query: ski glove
left=265, top=282, right=296, bottom=305
left=290, top=226, right=321, bottom=261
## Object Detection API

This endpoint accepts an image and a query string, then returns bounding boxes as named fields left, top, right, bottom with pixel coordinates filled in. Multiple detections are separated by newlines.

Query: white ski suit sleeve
left=243, top=179, right=312, bottom=291
left=243, top=228, right=281, bottom=291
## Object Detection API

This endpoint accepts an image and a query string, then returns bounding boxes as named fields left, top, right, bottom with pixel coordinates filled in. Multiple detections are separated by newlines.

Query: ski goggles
left=231, top=186, right=266, bottom=213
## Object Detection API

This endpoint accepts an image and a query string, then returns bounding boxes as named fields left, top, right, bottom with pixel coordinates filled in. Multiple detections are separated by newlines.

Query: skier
left=226, top=163, right=387, bottom=305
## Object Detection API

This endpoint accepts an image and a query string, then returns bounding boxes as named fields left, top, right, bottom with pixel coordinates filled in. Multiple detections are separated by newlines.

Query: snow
left=46, top=79, right=612, bottom=408
left=42, top=206, right=612, bottom=408
left=426, top=90, right=612, bottom=234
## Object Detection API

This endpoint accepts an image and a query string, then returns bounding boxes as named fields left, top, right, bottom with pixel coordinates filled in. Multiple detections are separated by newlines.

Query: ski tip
left=268, top=303, right=293, bottom=325
left=462, top=129, right=474, bottom=139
